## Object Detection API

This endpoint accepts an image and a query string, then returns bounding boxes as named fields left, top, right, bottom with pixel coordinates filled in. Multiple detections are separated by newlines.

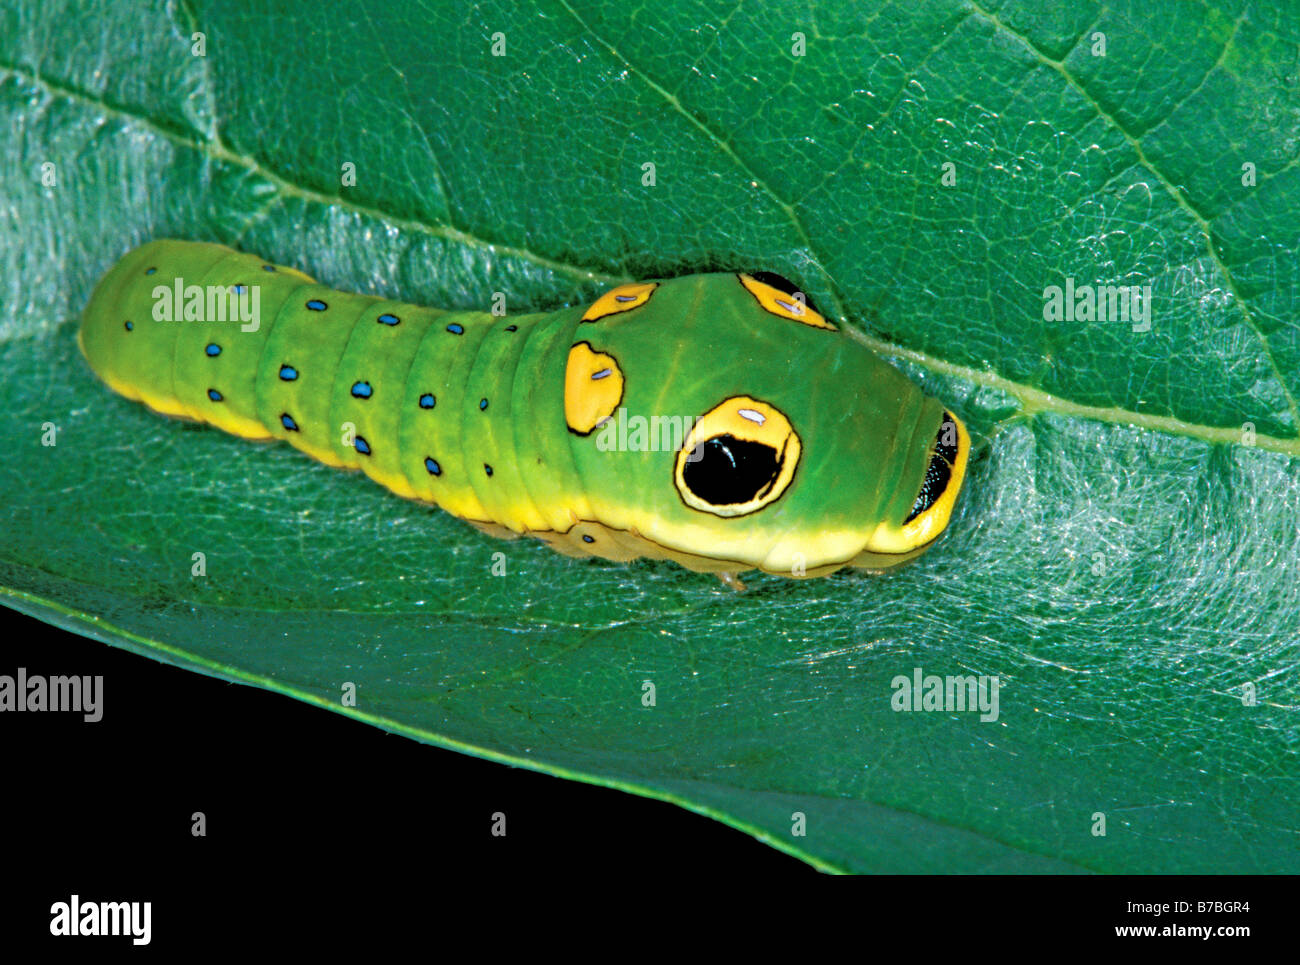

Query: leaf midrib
left=3, top=58, right=1296, bottom=458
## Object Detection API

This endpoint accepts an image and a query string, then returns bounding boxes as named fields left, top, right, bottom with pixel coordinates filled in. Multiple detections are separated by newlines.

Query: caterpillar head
left=564, top=272, right=969, bottom=576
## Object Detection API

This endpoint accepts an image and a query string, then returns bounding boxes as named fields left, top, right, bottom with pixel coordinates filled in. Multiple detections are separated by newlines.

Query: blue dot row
left=162, top=285, right=507, bottom=489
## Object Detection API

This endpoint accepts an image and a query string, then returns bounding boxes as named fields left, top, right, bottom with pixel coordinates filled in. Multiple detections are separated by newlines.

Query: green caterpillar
left=79, top=240, right=969, bottom=579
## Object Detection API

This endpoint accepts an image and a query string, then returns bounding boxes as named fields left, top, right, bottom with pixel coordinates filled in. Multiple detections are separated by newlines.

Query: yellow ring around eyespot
left=674, top=396, right=802, bottom=518
left=865, top=411, right=970, bottom=554
left=738, top=275, right=835, bottom=330
left=565, top=341, right=624, bottom=434
left=581, top=282, right=658, bottom=322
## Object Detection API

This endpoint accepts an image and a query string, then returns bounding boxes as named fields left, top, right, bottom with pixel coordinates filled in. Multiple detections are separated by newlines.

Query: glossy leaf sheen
left=2, top=0, right=1298, bottom=872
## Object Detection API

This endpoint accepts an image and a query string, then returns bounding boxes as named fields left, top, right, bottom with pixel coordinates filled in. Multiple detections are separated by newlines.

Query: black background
left=2, top=605, right=1278, bottom=947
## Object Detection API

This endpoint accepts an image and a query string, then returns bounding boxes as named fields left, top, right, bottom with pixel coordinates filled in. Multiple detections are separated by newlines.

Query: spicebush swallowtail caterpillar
left=79, top=240, right=969, bottom=580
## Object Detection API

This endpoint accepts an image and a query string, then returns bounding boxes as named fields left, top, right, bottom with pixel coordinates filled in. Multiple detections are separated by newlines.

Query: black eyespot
left=681, top=435, right=781, bottom=507
left=904, top=413, right=959, bottom=523
left=749, top=271, right=821, bottom=316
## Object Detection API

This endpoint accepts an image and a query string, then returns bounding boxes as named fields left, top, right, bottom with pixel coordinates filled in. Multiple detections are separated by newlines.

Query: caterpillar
left=79, top=240, right=969, bottom=580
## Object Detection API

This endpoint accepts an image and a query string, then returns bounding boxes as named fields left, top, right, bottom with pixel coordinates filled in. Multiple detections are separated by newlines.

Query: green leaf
left=3, top=0, right=1298, bottom=873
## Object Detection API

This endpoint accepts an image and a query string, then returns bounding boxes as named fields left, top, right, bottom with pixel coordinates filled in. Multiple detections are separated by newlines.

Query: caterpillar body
left=79, top=240, right=969, bottom=578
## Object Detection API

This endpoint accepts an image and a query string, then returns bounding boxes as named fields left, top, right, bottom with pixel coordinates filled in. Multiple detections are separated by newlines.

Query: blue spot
left=591, top=368, right=611, bottom=380
left=479, top=398, right=489, bottom=411
left=207, top=388, right=222, bottom=402
left=446, top=323, right=464, bottom=335
left=123, top=321, right=133, bottom=332
left=205, top=343, right=221, bottom=356
left=145, top=267, right=157, bottom=275
left=279, top=365, right=298, bottom=381
left=355, top=436, right=371, bottom=455
left=418, top=393, right=436, bottom=409
left=262, top=264, right=276, bottom=272
left=582, top=534, right=595, bottom=543
left=307, top=299, right=327, bottom=311
left=505, top=324, right=518, bottom=332
left=351, top=381, right=372, bottom=399
left=378, top=313, right=400, bottom=326
left=484, top=464, right=493, bottom=477
left=424, top=457, right=441, bottom=476
left=232, top=284, right=247, bottom=295
left=281, top=413, right=298, bottom=431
